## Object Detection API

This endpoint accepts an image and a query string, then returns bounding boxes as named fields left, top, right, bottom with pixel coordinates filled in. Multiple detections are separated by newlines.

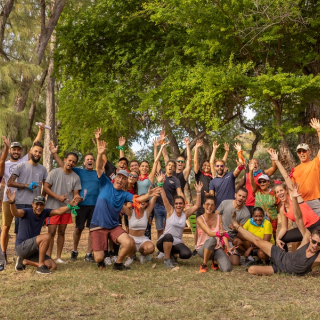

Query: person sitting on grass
left=7, top=189, right=82, bottom=274
left=156, top=181, right=203, bottom=268
left=233, top=207, right=274, bottom=266
left=229, top=183, right=320, bottom=276
left=196, top=195, right=232, bottom=273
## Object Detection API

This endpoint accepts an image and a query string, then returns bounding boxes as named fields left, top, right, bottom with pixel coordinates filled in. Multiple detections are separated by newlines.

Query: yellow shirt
left=243, top=219, right=275, bottom=244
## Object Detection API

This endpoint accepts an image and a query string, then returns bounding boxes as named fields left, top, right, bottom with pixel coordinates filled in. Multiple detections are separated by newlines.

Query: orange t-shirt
left=291, top=157, right=320, bottom=201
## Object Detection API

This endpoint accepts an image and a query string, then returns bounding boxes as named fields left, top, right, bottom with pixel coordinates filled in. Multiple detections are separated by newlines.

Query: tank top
left=245, top=171, right=263, bottom=206
left=196, top=214, right=221, bottom=250
left=163, top=210, right=186, bottom=240
left=129, top=210, right=148, bottom=230
left=283, top=198, right=320, bottom=228
left=137, top=179, right=152, bottom=196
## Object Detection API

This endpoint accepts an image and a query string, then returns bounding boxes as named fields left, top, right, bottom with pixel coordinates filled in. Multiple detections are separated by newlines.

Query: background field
left=0, top=221, right=320, bottom=320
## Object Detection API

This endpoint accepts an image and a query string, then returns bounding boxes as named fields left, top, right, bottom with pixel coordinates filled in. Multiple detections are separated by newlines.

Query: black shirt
left=195, top=171, right=212, bottom=214
left=174, top=171, right=187, bottom=193
left=156, top=175, right=181, bottom=206
left=104, top=160, right=116, bottom=181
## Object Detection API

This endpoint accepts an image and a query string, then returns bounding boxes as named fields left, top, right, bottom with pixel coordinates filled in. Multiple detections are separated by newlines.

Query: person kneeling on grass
left=156, top=180, right=203, bottom=268
left=197, top=195, right=232, bottom=273
left=233, top=207, right=274, bottom=266
left=7, top=189, right=82, bottom=274
left=229, top=183, right=320, bottom=276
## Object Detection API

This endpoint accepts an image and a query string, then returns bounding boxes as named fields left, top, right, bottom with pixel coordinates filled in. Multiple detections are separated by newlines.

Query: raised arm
left=185, top=181, right=203, bottom=217
left=194, top=139, right=203, bottom=174
left=310, top=118, right=320, bottom=160
left=233, top=143, right=245, bottom=178
left=149, top=141, right=170, bottom=183
left=276, top=207, right=288, bottom=250
left=118, top=136, right=125, bottom=158
left=49, top=141, right=64, bottom=168
left=96, top=139, right=107, bottom=178
left=183, top=137, right=192, bottom=180
left=222, top=142, right=229, bottom=163
left=209, top=141, right=219, bottom=177
left=0, top=136, right=9, bottom=178
left=160, top=130, right=170, bottom=164
left=264, top=147, right=278, bottom=176
left=33, top=122, right=45, bottom=143
left=146, top=196, right=158, bottom=217
left=95, top=128, right=107, bottom=165
left=6, top=190, right=25, bottom=218
left=248, top=161, right=258, bottom=193
left=153, top=137, right=161, bottom=174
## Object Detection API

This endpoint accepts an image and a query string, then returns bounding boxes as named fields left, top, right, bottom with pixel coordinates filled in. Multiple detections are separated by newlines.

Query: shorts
left=15, top=204, right=33, bottom=234
left=2, top=201, right=13, bottom=227
left=130, top=235, right=151, bottom=252
left=228, top=240, right=240, bottom=256
left=124, top=214, right=129, bottom=227
left=154, top=203, right=167, bottom=231
left=46, top=213, right=73, bottom=225
left=196, top=207, right=205, bottom=218
left=306, top=199, right=320, bottom=217
left=15, top=236, right=51, bottom=261
left=90, top=226, right=126, bottom=251
left=75, top=206, right=94, bottom=230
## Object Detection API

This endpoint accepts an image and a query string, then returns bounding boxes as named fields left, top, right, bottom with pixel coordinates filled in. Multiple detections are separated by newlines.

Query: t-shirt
left=73, top=168, right=99, bottom=206
left=16, top=208, right=52, bottom=245
left=12, top=162, right=48, bottom=205
left=254, top=189, right=280, bottom=220
left=104, top=160, right=117, bottom=181
left=217, top=199, right=250, bottom=239
left=45, top=168, right=81, bottom=209
left=291, top=157, right=320, bottom=201
left=156, top=174, right=181, bottom=206
left=245, top=171, right=263, bottom=206
left=137, top=178, right=152, bottom=196
left=2, top=154, right=29, bottom=202
left=90, top=173, right=133, bottom=229
left=195, top=171, right=212, bottom=214
left=174, top=171, right=187, bottom=193
left=209, top=172, right=236, bottom=209
left=243, top=219, right=275, bottom=244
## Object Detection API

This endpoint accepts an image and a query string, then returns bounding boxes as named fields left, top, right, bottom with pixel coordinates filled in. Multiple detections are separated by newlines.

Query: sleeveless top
left=137, top=179, right=152, bottom=196
left=276, top=243, right=320, bottom=275
left=283, top=198, right=320, bottom=228
left=129, top=210, right=148, bottom=231
left=245, top=171, right=263, bottom=206
left=163, top=210, right=186, bottom=240
left=196, top=214, right=221, bottom=250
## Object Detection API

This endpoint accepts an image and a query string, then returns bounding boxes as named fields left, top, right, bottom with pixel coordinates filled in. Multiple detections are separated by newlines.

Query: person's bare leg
left=248, top=265, right=274, bottom=276
left=87, top=232, right=92, bottom=253
left=229, top=255, right=240, bottom=265
left=36, top=233, right=51, bottom=266
left=47, top=225, right=57, bottom=257
left=163, top=241, right=173, bottom=260
left=1, top=225, right=10, bottom=254
left=73, top=227, right=83, bottom=251
left=116, top=233, right=136, bottom=263
left=139, top=241, right=155, bottom=256
left=56, top=224, right=67, bottom=260
left=45, top=259, right=57, bottom=270
left=93, top=250, right=104, bottom=263
left=23, top=259, right=38, bottom=267
left=157, top=229, right=164, bottom=239
left=203, top=248, right=213, bottom=265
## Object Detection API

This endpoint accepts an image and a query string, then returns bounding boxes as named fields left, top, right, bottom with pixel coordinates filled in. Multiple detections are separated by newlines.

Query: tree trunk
left=0, top=0, right=14, bottom=61
left=163, top=124, right=180, bottom=159
left=279, top=138, right=296, bottom=173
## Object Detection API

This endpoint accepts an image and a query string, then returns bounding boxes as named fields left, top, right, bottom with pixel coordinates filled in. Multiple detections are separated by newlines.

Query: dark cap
left=118, top=157, right=129, bottom=166
left=33, top=195, right=46, bottom=204
left=10, top=142, right=22, bottom=149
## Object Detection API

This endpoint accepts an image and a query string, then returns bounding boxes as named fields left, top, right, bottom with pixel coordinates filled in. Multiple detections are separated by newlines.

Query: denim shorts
left=154, top=203, right=167, bottom=231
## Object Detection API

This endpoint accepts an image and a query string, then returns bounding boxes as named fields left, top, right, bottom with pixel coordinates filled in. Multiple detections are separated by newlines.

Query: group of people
left=0, top=118, right=320, bottom=276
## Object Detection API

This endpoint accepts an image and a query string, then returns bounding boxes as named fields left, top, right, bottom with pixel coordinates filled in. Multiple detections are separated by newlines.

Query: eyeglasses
left=297, top=149, right=307, bottom=154
left=311, top=239, right=320, bottom=246
left=176, top=160, right=185, bottom=163
left=216, top=165, right=224, bottom=168
left=259, top=180, right=268, bottom=184
left=128, top=174, right=138, bottom=178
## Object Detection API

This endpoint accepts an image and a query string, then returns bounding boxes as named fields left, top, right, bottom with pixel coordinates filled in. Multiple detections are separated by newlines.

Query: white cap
left=257, top=174, right=269, bottom=181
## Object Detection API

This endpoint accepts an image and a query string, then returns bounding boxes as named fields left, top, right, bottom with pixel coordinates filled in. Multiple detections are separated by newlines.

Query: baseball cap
left=10, top=142, right=22, bottom=149
left=118, top=157, right=129, bottom=166
left=33, top=195, right=46, bottom=204
left=116, top=169, right=129, bottom=177
left=257, top=174, right=270, bottom=181
left=296, top=143, right=310, bottom=151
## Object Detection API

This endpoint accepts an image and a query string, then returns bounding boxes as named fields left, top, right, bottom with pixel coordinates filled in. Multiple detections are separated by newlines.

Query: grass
left=1, top=221, right=320, bottom=319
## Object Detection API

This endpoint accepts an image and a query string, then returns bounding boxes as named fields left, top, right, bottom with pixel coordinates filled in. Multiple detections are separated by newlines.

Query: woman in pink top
left=196, top=196, right=232, bottom=273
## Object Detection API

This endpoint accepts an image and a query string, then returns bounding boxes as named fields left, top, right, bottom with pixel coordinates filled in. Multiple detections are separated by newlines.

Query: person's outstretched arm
left=49, top=141, right=64, bottom=168
left=310, top=118, right=320, bottom=160
left=194, top=139, right=203, bottom=175
left=96, top=139, right=107, bottom=178
left=6, top=190, right=25, bottom=218
left=209, top=141, right=219, bottom=177
left=118, top=136, right=125, bottom=158
left=95, top=128, right=107, bottom=165
left=248, top=161, right=258, bottom=194
left=149, top=141, right=170, bottom=184
left=222, top=142, right=229, bottom=163
left=185, top=181, right=203, bottom=218
left=160, top=130, right=170, bottom=164
left=183, top=137, right=192, bottom=181
left=264, top=147, right=278, bottom=176
left=0, top=136, right=9, bottom=178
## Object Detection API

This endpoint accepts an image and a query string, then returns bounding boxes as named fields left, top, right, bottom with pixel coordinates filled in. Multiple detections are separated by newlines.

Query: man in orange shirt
left=291, top=118, right=320, bottom=216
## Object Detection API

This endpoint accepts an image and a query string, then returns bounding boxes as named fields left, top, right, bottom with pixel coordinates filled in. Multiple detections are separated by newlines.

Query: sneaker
left=97, top=260, right=105, bottom=270
left=164, top=259, right=174, bottom=268
left=0, top=264, right=4, bottom=272
left=113, top=262, right=131, bottom=271
left=70, top=251, right=78, bottom=261
left=124, top=257, right=134, bottom=267
left=56, top=258, right=67, bottom=264
left=3, top=253, right=7, bottom=263
left=157, top=252, right=165, bottom=259
left=146, top=255, right=151, bottom=261
left=84, top=253, right=94, bottom=263
left=15, top=256, right=25, bottom=271
left=170, top=255, right=178, bottom=265
left=111, top=255, right=118, bottom=263
left=244, top=259, right=256, bottom=267
left=139, top=255, right=147, bottom=264
left=133, top=254, right=137, bottom=261
left=104, top=256, right=112, bottom=266
left=192, top=249, right=198, bottom=256
left=36, top=265, right=51, bottom=274
left=211, top=262, right=219, bottom=270
left=199, top=264, right=207, bottom=273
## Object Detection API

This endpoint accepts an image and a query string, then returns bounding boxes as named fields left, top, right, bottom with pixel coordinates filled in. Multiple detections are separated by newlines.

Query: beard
left=31, top=154, right=41, bottom=163
left=10, top=153, right=20, bottom=160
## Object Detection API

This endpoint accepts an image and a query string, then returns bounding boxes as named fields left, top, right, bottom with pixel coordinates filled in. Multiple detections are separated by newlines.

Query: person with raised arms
left=90, top=139, right=161, bottom=270
left=7, top=189, right=82, bottom=274
left=209, top=141, right=230, bottom=177
left=156, top=181, right=203, bottom=268
left=230, top=183, right=320, bottom=276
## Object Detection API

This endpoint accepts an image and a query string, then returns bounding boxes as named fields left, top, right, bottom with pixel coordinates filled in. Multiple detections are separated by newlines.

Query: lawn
left=0, top=221, right=319, bottom=320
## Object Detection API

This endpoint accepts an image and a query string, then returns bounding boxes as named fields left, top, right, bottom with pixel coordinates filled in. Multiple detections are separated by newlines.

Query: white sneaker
left=111, top=255, right=118, bottom=263
left=104, top=257, right=112, bottom=266
left=139, top=255, right=147, bottom=264
left=157, top=252, right=165, bottom=259
left=56, top=258, right=67, bottom=264
left=124, top=257, right=134, bottom=267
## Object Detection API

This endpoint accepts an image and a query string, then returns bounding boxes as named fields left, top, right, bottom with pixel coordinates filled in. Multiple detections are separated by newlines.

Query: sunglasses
left=259, top=180, right=268, bottom=184
left=176, top=160, right=185, bottom=163
left=216, top=165, right=224, bottom=168
left=311, top=239, right=320, bottom=247
left=204, top=203, right=215, bottom=207
left=297, top=149, right=307, bottom=154
left=175, top=202, right=184, bottom=205
left=129, top=174, right=138, bottom=178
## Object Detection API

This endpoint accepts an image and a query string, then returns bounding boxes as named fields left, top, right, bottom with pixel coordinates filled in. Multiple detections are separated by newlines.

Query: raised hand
left=310, top=118, right=320, bottom=132
left=291, top=182, right=302, bottom=198
left=97, top=139, right=107, bottom=155
left=94, top=128, right=102, bottom=140
left=236, top=159, right=244, bottom=167
left=267, top=149, right=278, bottom=162
left=248, top=160, right=255, bottom=171
left=224, top=142, right=229, bottom=152
left=194, top=181, right=203, bottom=193
left=153, top=137, right=160, bottom=147
left=49, top=141, right=58, bottom=154
left=160, top=139, right=170, bottom=148
left=118, top=136, right=126, bottom=146
left=234, top=142, right=242, bottom=152
left=196, top=139, right=203, bottom=148
left=68, top=195, right=83, bottom=206
left=184, top=137, right=190, bottom=147
left=156, top=171, right=166, bottom=183
left=2, top=136, right=10, bottom=149
left=148, top=186, right=161, bottom=197
left=212, top=141, right=220, bottom=150
left=6, top=189, right=16, bottom=203
left=159, top=130, right=166, bottom=141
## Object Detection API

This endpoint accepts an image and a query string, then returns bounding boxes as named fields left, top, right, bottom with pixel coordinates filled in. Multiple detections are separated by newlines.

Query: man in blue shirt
left=91, top=139, right=161, bottom=271
left=7, top=190, right=82, bottom=274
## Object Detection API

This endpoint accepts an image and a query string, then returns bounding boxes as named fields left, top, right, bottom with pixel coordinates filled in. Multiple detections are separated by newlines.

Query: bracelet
left=116, top=146, right=125, bottom=151
left=237, top=165, right=245, bottom=171
left=9, top=201, right=15, bottom=204
left=157, top=182, right=164, bottom=187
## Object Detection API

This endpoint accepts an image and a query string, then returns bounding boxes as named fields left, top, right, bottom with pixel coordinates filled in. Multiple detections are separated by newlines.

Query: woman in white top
left=156, top=173, right=203, bottom=268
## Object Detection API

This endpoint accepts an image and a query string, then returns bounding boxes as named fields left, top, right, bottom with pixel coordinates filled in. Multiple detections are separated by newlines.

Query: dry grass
left=1, top=219, right=320, bottom=320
